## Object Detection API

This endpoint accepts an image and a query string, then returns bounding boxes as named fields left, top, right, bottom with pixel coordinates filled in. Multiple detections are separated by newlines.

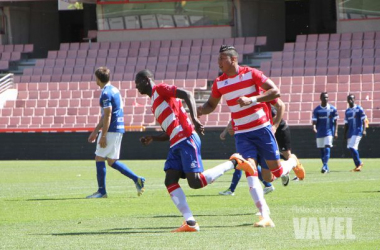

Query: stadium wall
left=1, top=126, right=378, bottom=160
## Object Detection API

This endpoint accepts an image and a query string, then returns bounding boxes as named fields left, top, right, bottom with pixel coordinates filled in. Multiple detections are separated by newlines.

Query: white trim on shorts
left=347, top=136, right=362, bottom=150
left=95, top=132, right=123, bottom=159
left=316, top=136, right=333, bottom=148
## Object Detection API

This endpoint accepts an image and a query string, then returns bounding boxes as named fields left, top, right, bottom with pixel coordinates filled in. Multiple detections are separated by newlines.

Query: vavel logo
left=293, top=217, right=355, bottom=240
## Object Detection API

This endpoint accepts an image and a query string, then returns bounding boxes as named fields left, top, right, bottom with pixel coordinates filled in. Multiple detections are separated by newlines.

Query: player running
left=134, top=69, right=267, bottom=232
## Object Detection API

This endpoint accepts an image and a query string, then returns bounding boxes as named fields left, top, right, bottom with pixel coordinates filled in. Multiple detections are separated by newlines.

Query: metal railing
left=0, top=73, right=14, bottom=95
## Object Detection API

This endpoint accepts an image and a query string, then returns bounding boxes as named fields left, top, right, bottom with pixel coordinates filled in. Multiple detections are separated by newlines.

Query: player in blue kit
left=312, top=92, right=338, bottom=174
left=344, top=94, right=367, bottom=172
left=87, top=67, right=145, bottom=198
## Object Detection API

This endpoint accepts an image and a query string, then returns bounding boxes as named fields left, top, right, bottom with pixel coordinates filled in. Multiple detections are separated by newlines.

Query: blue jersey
left=312, top=104, right=338, bottom=138
left=344, top=105, right=366, bottom=138
left=99, top=84, right=125, bottom=133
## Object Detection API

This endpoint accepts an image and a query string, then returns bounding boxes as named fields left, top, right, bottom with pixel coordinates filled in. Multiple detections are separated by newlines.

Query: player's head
left=94, top=67, right=110, bottom=87
left=135, top=69, right=154, bottom=96
left=320, top=92, right=328, bottom=105
left=218, top=45, right=239, bottom=74
left=347, top=93, right=355, bottom=107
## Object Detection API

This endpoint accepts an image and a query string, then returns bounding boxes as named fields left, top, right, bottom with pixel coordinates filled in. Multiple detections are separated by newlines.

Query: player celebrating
left=198, top=45, right=304, bottom=182
left=198, top=45, right=304, bottom=222
left=312, top=92, right=338, bottom=174
left=87, top=67, right=145, bottom=198
left=344, top=94, right=367, bottom=172
left=134, top=69, right=267, bottom=232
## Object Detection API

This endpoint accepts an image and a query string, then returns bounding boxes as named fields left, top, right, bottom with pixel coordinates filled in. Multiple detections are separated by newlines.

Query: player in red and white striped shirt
left=135, top=69, right=259, bottom=232
left=198, top=45, right=305, bottom=227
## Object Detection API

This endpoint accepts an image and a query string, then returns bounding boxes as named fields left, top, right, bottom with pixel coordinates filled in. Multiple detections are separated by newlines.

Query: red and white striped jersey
left=211, top=66, right=271, bottom=134
left=151, top=83, right=194, bottom=147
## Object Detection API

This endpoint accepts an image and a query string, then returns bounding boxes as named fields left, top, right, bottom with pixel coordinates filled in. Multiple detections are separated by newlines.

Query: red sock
left=245, top=170, right=258, bottom=178
left=167, top=183, right=180, bottom=193
left=199, top=173, right=208, bottom=187
left=271, top=165, right=283, bottom=178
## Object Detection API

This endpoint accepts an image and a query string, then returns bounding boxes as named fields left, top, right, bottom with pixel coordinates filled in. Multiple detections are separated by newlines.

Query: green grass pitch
left=1, top=159, right=379, bottom=249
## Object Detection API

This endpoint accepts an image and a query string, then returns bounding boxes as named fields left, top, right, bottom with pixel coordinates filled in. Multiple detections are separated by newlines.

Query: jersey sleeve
left=100, top=91, right=112, bottom=108
left=333, top=107, right=339, bottom=120
left=156, top=84, right=177, bottom=98
left=250, top=68, right=268, bottom=88
left=312, top=108, right=318, bottom=122
left=211, top=80, right=222, bottom=98
left=359, top=106, right=366, bottom=120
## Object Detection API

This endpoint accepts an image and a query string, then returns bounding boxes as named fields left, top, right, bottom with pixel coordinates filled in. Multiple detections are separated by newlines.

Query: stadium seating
left=263, top=32, right=380, bottom=78
left=18, top=37, right=265, bottom=82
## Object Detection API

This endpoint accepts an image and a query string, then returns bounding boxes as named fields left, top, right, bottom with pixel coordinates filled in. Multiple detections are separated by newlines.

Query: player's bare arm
left=198, top=95, right=221, bottom=116
left=140, top=132, right=170, bottom=146
left=88, top=119, right=103, bottom=143
left=176, top=88, right=204, bottom=135
left=272, top=98, right=285, bottom=132
left=334, top=120, right=338, bottom=139
left=312, top=121, right=318, bottom=133
left=220, top=120, right=233, bottom=140
left=99, top=107, right=111, bottom=148
left=237, top=79, right=280, bottom=107
left=362, top=119, right=367, bottom=136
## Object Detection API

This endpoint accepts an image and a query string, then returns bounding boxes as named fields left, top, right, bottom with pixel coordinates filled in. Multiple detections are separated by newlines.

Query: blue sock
left=324, top=147, right=331, bottom=170
left=96, top=161, right=107, bottom=194
left=258, top=165, right=272, bottom=188
left=349, top=148, right=362, bottom=167
left=111, top=161, right=138, bottom=182
left=229, top=169, right=242, bottom=192
left=320, top=148, right=326, bottom=168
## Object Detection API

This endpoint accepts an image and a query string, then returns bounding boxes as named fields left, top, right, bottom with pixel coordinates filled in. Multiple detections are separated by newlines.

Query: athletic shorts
left=95, top=132, right=123, bottom=159
left=347, top=135, right=362, bottom=150
left=164, top=133, right=204, bottom=174
left=235, top=125, right=280, bottom=168
left=316, top=136, right=333, bottom=148
left=275, top=126, right=291, bottom=152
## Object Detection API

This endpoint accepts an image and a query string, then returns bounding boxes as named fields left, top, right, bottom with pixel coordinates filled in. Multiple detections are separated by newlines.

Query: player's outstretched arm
left=197, top=95, right=221, bottom=117
left=140, top=132, right=169, bottom=146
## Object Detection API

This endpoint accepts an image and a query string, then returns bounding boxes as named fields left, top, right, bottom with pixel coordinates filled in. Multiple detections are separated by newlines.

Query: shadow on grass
left=152, top=213, right=253, bottom=218
left=48, top=223, right=254, bottom=236
left=361, top=190, right=380, bottom=193
left=26, top=198, right=86, bottom=201
left=186, top=194, right=221, bottom=197
left=5, top=198, right=87, bottom=201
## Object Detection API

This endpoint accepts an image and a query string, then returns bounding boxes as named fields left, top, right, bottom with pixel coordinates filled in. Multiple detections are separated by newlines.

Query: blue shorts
left=234, top=125, right=280, bottom=170
left=164, top=133, right=204, bottom=173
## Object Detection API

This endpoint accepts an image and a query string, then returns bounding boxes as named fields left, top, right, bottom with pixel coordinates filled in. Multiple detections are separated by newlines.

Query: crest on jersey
left=224, top=80, right=228, bottom=85
left=239, top=74, right=243, bottom=81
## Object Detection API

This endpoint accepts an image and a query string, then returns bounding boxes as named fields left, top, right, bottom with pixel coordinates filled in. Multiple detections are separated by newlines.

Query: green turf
left=1, top=159, right=379, bottom=249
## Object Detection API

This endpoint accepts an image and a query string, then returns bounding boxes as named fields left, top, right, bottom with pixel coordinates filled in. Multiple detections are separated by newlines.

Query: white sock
left=280, top=157, right=296, bottom=176
left=168, top=184, right=194, bottom=221
left=247, top=176, right=270, bottom=219
left=202, top=161, right=234, bottom=184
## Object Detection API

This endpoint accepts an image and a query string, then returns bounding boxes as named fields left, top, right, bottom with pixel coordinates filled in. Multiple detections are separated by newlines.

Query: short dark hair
left=95, top=67, right=110, bottom=83
left=348, top=93, right=355, bottom=99
left=320, top=92, right=328, bottom=98
left=135, top=69, right=154, bottom=81
left=219, top=44, right=239, bottom=58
